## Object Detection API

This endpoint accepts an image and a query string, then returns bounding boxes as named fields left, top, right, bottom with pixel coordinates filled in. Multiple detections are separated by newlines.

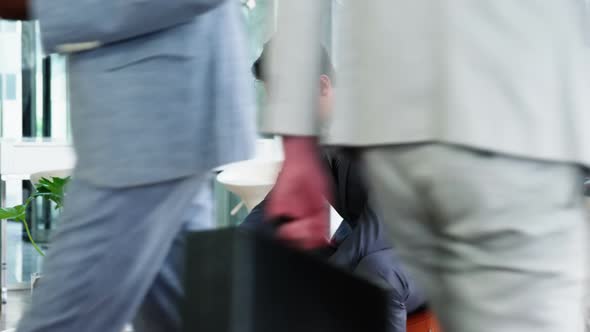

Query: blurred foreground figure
left=263, top=1, right=590, bottom=331
left=1, top=1, right=255, bottom=331
left=243, top=43, right=426, bottom=332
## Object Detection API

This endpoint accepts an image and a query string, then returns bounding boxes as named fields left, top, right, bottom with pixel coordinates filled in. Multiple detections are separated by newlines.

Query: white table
left=0, top=138, right=75, bottom=310
left=0, top=137, right=284, bottom=311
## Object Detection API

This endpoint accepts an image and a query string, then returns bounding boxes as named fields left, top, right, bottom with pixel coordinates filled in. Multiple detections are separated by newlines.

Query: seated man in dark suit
left=240, top=42, right=427, bottom=332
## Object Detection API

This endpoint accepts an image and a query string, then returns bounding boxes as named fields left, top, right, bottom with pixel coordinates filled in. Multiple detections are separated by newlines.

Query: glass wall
left=0, top=20, right=69, bottom=287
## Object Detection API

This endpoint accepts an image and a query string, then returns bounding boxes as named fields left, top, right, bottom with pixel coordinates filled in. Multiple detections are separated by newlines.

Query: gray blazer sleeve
left=32, top=0, right=227, bottom=53
left=260, top=0, right=323, bottom=136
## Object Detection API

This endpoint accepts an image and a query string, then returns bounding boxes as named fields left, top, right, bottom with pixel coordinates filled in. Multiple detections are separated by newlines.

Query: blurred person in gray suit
left=261, top=1, right=590, bottom=332
left=1, top=1, right=256, bottom=331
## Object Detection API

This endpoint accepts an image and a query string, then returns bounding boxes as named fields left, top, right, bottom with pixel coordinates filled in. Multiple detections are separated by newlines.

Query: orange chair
left=407, top=309, right=442, bottom=332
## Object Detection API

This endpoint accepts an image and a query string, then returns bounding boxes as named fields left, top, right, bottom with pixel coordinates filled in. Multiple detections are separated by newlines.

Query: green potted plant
left=0, top=176, right=70, bottom=256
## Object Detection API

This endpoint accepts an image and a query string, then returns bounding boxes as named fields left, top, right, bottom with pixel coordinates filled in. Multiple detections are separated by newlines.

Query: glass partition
left=0, top=20, right=70, bottom=288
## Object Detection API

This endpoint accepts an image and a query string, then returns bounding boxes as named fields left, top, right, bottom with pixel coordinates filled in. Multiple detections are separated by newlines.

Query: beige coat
left=262, top=0, right=590, bottom=166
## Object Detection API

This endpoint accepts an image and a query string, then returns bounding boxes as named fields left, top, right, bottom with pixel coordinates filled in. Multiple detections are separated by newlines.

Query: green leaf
left=0, top=176, right=70, bottom=256
left=0, top=205, right=27, bottom=221
left=33, top=176, right=70, bottom=209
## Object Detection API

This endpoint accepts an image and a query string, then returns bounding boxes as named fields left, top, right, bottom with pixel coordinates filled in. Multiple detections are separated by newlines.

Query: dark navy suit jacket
left=240, top=149, right=426, bottom=332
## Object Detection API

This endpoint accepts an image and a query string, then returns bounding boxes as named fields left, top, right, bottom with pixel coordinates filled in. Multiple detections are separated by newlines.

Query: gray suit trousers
left=17, top=173, right=213, bottom=332
left=363, top=143, right=588, bottom=332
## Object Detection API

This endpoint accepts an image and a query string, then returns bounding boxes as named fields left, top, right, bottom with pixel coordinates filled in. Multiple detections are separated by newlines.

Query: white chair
left=216, top=159, right=282, bottom=213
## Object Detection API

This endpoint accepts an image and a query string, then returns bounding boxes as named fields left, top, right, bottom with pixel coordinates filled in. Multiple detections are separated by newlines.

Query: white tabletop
left=0, top=138, right=75, bottom=180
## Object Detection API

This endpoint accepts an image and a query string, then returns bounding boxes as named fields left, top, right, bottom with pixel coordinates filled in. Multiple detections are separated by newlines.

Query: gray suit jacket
left=262, top=0, right=590, bottom=166
left=33, top=0, right=256, bottom=187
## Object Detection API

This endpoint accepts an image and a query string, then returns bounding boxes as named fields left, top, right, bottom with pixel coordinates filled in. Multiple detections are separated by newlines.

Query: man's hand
left=266, top=136, right=332, bottom=250
left=0, top=0, right=29, bottom=20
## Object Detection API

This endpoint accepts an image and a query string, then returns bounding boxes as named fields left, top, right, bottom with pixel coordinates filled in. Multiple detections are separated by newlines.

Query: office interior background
left=0, top=0, right=337, bottom=290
